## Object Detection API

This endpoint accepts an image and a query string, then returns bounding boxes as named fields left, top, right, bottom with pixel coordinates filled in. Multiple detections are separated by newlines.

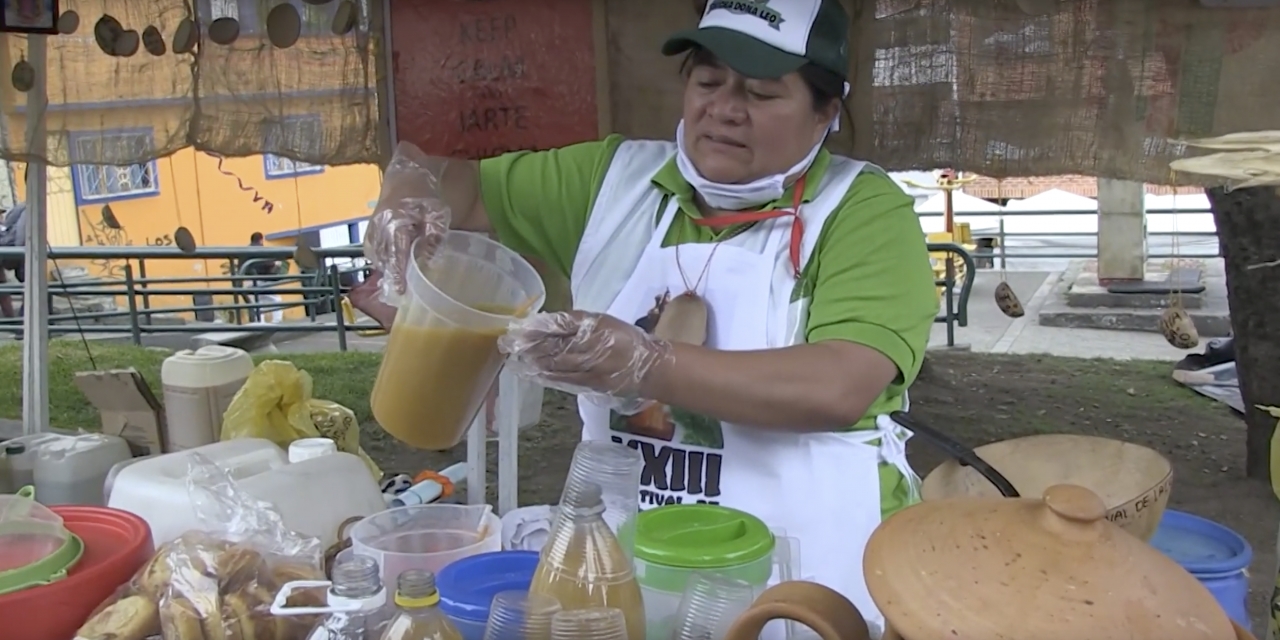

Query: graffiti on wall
left=79, top=209, right=133, bottom=280
left=207, top=153, right=276, bottom=214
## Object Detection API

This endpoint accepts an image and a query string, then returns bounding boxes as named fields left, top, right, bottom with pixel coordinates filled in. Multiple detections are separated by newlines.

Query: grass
left=0, top=342, right=1219, bottom=436
left=0, top=341, right=383, bottom=429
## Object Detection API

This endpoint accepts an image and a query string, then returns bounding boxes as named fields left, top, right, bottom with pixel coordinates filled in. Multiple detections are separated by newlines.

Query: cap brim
left=661, top=27, right=808, bottom=80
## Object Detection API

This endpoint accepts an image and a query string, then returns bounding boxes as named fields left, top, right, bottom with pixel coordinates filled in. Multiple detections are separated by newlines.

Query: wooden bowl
left=921, top=433, right=1172, bottom=540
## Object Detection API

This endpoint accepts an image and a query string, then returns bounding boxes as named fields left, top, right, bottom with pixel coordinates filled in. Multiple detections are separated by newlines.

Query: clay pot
left=722, top=581, right=871, bottom=640
left=921, top=433, right=1172, bottom=540
left=865, top=484, right=1236, bottom=640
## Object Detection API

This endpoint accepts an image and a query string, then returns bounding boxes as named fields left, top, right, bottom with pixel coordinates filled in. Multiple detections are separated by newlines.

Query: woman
left=363, top=0, right=937, bottom=633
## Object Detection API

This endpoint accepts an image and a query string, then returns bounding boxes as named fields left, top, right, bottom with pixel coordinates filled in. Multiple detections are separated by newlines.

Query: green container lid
left=634, top=504, right=774, bottom=569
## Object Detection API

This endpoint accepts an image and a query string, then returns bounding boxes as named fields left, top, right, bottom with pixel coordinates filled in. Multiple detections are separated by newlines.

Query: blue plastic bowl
left=436, top=550, right=540, bottom=640
left=1150, top=509, right=1252, bottom=628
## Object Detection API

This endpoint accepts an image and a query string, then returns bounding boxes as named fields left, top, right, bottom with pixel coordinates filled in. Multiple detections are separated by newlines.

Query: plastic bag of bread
left=75, top=452, right=329, bottom=640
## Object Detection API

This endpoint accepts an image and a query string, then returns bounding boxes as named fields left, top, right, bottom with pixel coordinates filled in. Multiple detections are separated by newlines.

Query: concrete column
left=1097, top=178, right=1146, bottom=282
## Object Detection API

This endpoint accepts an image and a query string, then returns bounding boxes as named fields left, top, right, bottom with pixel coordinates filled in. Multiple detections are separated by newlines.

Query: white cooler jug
left=161, top=345, right=253, bottom=451
left=107, top=438, right=385, bottom=545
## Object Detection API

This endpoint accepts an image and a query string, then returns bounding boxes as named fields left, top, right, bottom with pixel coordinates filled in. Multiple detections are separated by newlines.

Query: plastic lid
left=1150, top=509, right=1253, bottom=575
left=0, top=487, right=83, bottom=594
left=4, top=442, right=24, bottom=455
left=288, top=437, right=337, bottom=463
left=634, top=504, right=774, bottom=569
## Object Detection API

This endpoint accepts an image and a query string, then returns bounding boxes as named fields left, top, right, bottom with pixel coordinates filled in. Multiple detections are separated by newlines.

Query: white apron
left=572, top=146, right=919, bottom=638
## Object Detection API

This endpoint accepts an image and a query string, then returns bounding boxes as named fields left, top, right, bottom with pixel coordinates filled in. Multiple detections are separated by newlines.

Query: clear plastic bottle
left=528, top=482, right=645, bottom=640
left=306, top=555, right=395, bottom=640
left=379, top=569, right=462, bottom=640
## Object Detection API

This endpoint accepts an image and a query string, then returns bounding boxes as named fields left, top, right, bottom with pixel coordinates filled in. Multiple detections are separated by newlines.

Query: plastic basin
left=349, top=503, right=503, bottom=589
left=1150, top=509, right=1252, bottom=628
left=437, top=550, right=540, bottom=639
left=0, top=505, right=154, bottom=640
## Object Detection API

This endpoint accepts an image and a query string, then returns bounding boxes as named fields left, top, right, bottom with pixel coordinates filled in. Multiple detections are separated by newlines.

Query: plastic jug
left=3, top=434, right=70, bottom=490
left=161, top=345, right=253, bottom=451
left=631, top=504, right=799, bottom=640
left=107, top=438, right=385, bottom=545
left=33, top=434, right=131, bottom=506
left=349, top=504, right=503, bottom=589
left=371, top=232, right=545, bottom=451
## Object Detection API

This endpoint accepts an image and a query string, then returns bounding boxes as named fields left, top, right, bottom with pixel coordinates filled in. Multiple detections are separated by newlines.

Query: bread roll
left=160, top=597, right=207, bottom=640
left=75, top=595, right=161, bottom=640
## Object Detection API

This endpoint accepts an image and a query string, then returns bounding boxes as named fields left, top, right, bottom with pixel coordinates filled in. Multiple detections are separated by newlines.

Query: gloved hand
left=362, top=141, right=452, bottom=305
left=498, top=311, right=675, bottom=399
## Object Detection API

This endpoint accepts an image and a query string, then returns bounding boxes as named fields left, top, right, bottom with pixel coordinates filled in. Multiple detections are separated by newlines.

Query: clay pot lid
left=864, top=484, right=1235, bottom=640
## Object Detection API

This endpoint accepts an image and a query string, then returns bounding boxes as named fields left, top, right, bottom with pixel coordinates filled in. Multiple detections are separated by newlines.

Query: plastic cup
left=549, top=608, right=628, bottom=640
left=482, top=590, right=561, bottom=640
left=371, top=232, right=545, bottom=451
left=559, top=441, right=642, bottom=555
left=668, top=572, right=756, bottom=640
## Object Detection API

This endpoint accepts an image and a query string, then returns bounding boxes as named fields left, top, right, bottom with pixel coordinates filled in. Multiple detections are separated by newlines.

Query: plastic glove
left=362, top=141, right=453, bottom=304
left=498, top=311, right=675, bottom=399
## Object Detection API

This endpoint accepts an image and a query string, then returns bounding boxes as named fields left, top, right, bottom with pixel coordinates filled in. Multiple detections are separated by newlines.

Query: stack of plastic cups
left=559, top=441, right=642, bottom=557
left=549, top=608, right=628, bottom=640
left=668, top=572, right=757, bottom=640
left=482, top=590, right=562, bottom=640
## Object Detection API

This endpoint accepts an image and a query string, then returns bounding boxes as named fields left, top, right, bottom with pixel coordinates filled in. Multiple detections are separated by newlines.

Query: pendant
left=652, top=291, right=709, bottom=346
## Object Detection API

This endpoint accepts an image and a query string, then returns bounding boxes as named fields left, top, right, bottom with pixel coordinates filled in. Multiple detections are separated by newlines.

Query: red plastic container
left=0, top=506, right=154, bottom=640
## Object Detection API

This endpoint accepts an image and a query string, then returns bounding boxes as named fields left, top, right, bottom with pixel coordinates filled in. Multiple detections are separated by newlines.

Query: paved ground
left=263, top=270, right=1201, bottom=361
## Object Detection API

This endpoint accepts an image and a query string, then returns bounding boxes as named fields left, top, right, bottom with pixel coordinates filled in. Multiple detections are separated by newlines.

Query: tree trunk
left=1206, top=186, right=1280, bottom=480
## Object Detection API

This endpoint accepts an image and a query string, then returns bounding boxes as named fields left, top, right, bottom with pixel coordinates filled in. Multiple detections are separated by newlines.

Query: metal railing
left=0, top=243, right=976, bottom=350
left=917, top=207, right=1220, bottom=269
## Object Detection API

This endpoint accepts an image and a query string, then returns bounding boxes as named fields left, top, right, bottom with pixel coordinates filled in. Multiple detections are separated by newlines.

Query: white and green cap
left=662, top=0, right=850, bottom=80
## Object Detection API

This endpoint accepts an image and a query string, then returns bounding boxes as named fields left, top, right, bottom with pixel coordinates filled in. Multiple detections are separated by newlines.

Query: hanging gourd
left=94, top=15, right=125, bottom=56
left=113, top=30, right=141, bottom=57
left=10, top=58, right=34, bottom=93
left=172, top=19, right=197, bottom=55
left=142, top=26, right=167, bottom=56
left=993, top=281, right=1025, bottom=318
left=56, top=10, right=79, bottom=35
left=101, top=205, right=122, bottom=230
left=267, top=4, right=302, bottom=49
left=294, top=239, right=320, bottom=271
left=208, top=17, right=241, bottom=45
left=1159, top=307, right=1199, bottom=350
left=332, top=1, right=358, bottom=35
left=174, top=227, right=198, bottom=255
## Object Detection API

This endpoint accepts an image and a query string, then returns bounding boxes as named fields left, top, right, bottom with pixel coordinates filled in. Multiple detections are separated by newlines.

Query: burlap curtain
left=3, top=0, right=1279, bottom=185
left=0, top=0, right=380, bottom=167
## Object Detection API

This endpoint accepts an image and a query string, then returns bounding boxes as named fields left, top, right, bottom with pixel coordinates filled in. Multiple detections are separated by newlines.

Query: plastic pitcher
left=630, top=504, right=799, bottom=640
left=349, top=504, right=502, bottom=589
left=371, top=232, right=545, bottom=451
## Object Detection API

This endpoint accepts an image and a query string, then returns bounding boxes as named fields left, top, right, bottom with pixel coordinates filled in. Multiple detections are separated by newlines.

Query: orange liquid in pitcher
left=370, top=304, right=514, bottom=450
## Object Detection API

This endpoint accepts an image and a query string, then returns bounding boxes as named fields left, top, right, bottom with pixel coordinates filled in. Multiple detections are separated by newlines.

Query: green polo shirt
left=479, top=135, right=937, bottom=517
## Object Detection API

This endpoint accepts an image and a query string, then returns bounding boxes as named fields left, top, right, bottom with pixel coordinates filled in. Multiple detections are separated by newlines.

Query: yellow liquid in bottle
left=378, top=610, right=463, bottom=640
left=529, top=486, right=645, bottom=640
left=379, top=570, right=463, bottom=640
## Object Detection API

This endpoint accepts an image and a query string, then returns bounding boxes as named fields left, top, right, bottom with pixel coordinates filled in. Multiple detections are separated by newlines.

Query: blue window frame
left=69, top=129, right=160, bottom=205
left=263, top=114, right=325, bottom=179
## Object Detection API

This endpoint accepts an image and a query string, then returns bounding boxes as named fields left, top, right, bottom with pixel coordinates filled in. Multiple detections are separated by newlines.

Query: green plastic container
left=633, top=504, right=795, bottom=640
left=0, top=486, right=84, bottom=595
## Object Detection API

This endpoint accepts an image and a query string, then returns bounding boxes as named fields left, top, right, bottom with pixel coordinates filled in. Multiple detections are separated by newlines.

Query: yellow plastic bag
left=221, top=360, right=382, bottom=480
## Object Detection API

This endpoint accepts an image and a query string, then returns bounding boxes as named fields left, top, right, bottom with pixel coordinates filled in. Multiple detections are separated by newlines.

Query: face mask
left=675, top=82, right=849, bottom=211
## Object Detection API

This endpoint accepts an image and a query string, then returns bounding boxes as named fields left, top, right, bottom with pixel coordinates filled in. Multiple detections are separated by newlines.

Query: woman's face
left=682, top=57, right=839, bottom=186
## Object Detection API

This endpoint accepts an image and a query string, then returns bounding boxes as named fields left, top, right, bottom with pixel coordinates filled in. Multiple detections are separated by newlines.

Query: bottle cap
left=288, top=437, right=337, bottom=463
